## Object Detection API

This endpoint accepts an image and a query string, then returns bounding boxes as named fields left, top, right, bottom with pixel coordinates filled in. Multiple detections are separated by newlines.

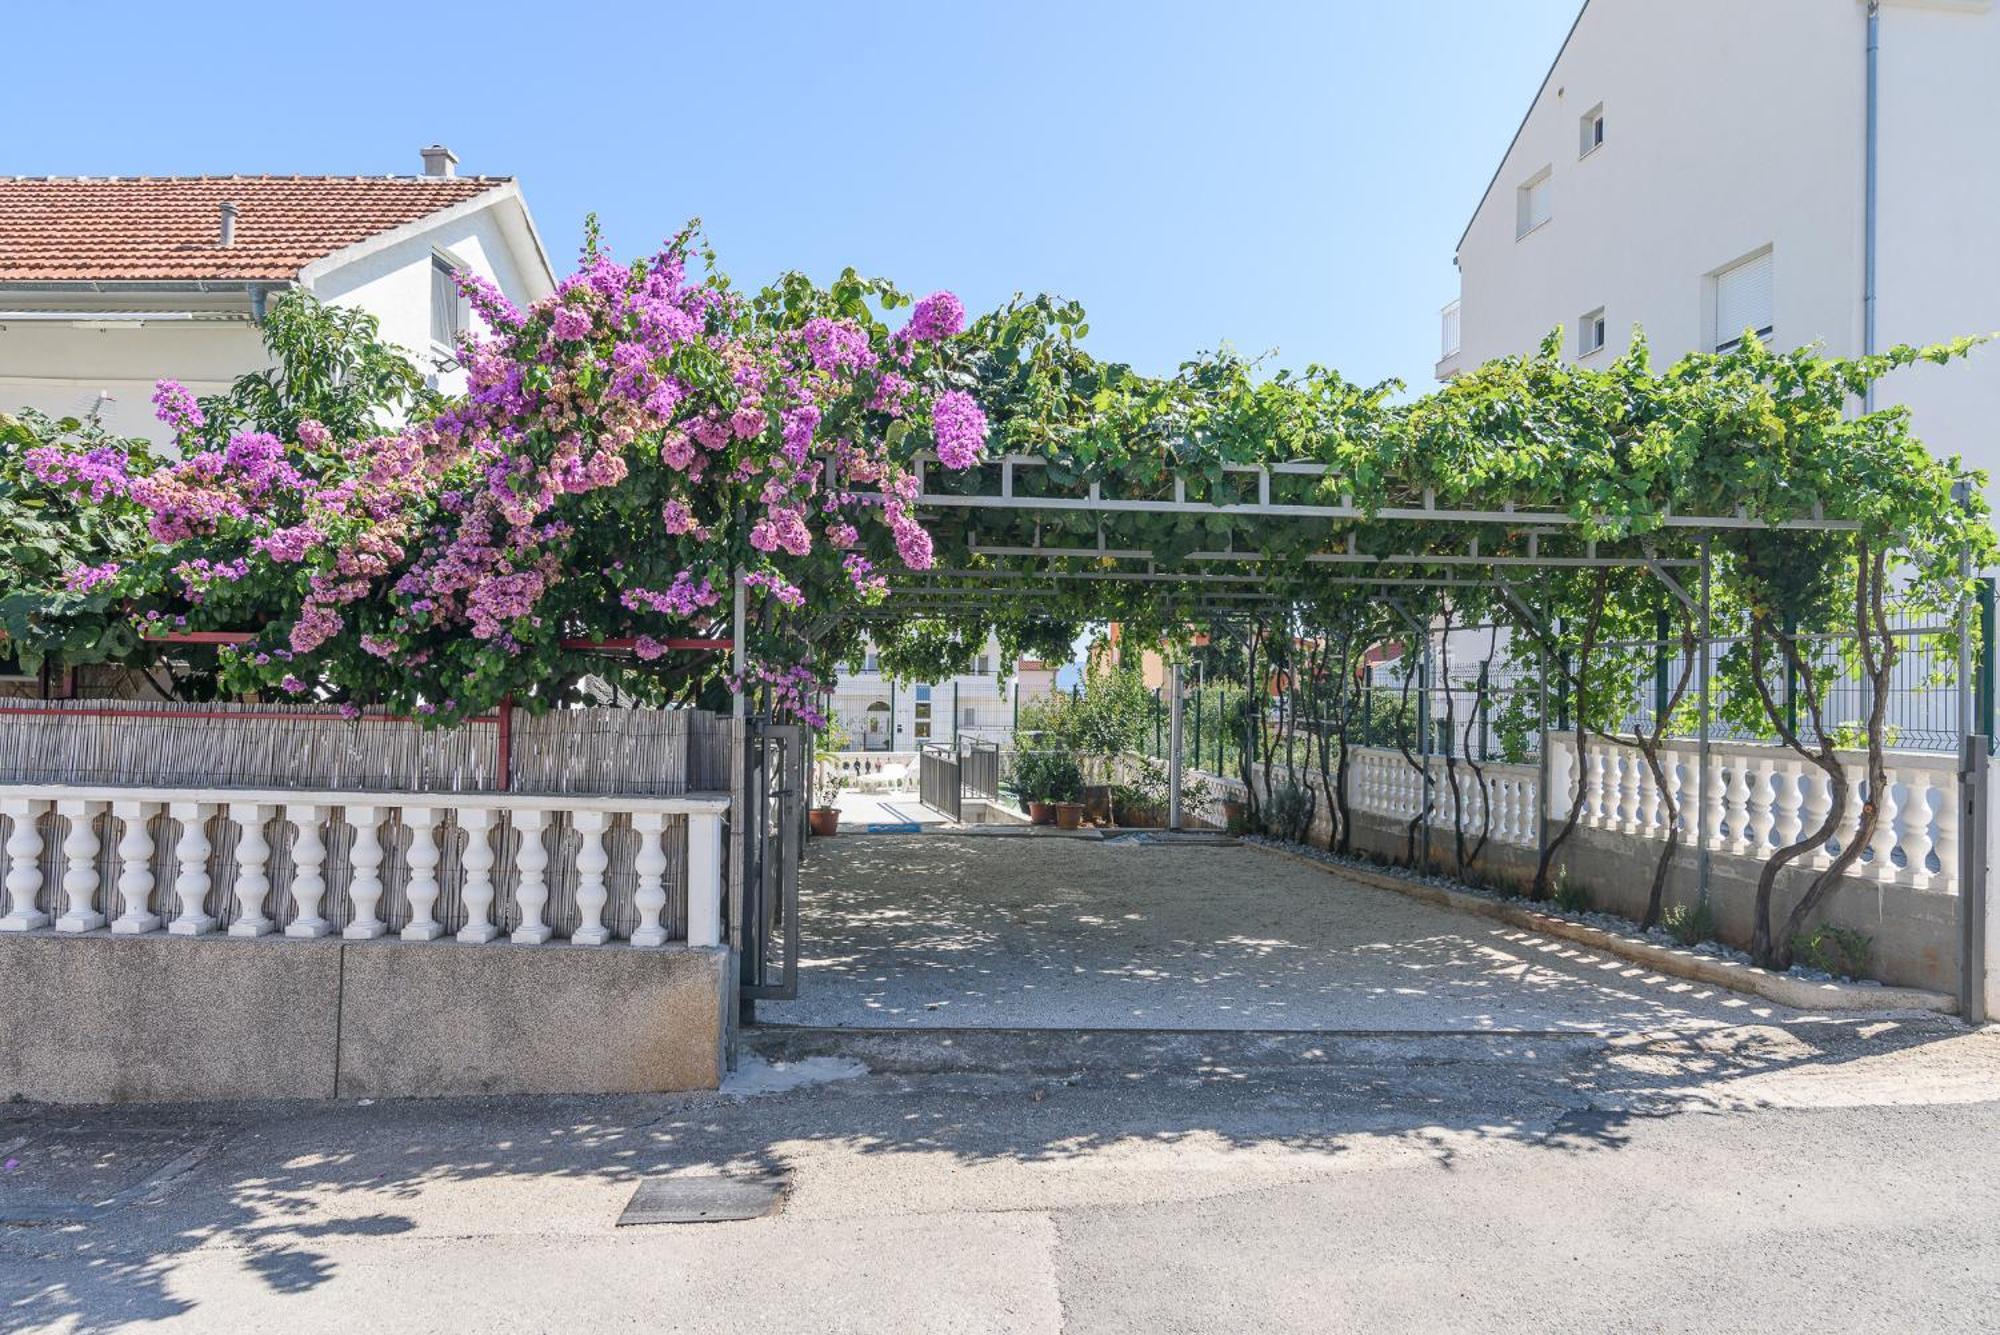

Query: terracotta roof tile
left=0, top=176, right=512, bottom=283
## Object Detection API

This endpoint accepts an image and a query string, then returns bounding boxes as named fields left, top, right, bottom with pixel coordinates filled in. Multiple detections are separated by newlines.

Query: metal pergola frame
left=761, top=452, right=1988, bottom=1020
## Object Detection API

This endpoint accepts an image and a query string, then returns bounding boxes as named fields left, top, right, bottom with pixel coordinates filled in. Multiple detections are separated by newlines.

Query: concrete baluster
left=166, top=802, right=217, bottom=936
left=456, top=808, right=499, bottom=943
left=110, top=800, right=161, bottom=935
left=285, top=804, right=330, bottom=938
left=343, top=805, right=386, bottom=939
left=1800, top=763, right=1836, bottom=867
left=0, top=798, right=50, bottom=931
left=1866, top=772, right=1900, bottom=882
left=1724, top=760, right=1753, bottom=855
left=630, top=811, right=671, bottom=947
left=511, top=809, right=552, bottom=944
left=225, top=803, right=274, bottom=937
left=571, top=809, right=612, bottom=945
left=1771, top=759, right=1804, bottom=850
left=401, top=807, right=442, bottom=941
left=1895, top=772, right=1936, bottom=888
left=1930, top=771, right=1960, bottom=896
left=54, top=799, right=106, bottom=932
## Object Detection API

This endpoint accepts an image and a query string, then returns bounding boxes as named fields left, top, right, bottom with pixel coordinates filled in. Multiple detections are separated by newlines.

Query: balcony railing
left=1439, top=299, right=1462, bottom=359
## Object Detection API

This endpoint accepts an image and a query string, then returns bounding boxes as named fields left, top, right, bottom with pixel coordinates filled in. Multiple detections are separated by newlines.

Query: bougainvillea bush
left=10, top=226, right=988, bottom=723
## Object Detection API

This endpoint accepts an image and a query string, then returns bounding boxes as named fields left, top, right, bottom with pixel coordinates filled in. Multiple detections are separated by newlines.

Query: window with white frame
left=1516, top=168, right=1552, bottom=238
left=1579, top=104, right=1605, bottom=157
left=430, top=252, right=466, bottom=347
left=1579, top=307, right=1607, bottom=357
left=1712, top=249, right=1774, bottom=351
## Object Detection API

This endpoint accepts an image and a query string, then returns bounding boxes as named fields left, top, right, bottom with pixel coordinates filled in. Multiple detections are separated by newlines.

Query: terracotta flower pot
left=1028, top=801, right=1056, bottom=825
left=1053, top=802, right=1085, bottom=830
left=809, top=808, right=840, bottom=837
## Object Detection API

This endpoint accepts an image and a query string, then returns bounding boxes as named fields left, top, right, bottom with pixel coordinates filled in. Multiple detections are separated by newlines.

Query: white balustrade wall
left=1544, top=736, right=1959, bottom=895
left=1343, top=748, right=1543, bottom=848
left=1213, top=739, right=1957, bottom=897
left=0, top=786, right=729, bottom=949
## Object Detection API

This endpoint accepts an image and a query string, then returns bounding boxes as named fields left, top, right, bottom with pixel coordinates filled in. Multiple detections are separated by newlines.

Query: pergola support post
left=731, top=566, right=747, bottom=721
left=1168, top=662, right=1186, bottom=830
left=1696, top=538, right=1713, bottom=906
left=1536, top=577, right=1552, bottom=878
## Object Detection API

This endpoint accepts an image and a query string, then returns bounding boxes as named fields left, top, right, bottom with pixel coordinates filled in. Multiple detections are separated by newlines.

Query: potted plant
left=1006, top=751, right=1061, bottom=824
left=810, top=723, right=850, bottom=836
left=1045, top=754, right=1086, bottom=830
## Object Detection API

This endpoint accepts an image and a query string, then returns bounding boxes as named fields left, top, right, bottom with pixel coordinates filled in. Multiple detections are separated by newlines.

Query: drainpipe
left=1863, top=0, right=1881, bottom=409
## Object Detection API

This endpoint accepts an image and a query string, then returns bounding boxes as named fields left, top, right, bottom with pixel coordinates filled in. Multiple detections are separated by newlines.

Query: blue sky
left=10, top=0, right=1581, bottom=389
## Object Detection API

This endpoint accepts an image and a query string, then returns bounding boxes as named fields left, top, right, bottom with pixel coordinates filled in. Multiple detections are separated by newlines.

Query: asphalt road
left=4, top=1017, right=1997, bottom=1333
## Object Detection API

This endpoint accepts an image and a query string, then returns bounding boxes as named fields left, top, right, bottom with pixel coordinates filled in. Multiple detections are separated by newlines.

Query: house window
left=1516, top=168, right=1552, bottom=238
left=1579, top=104, right=1605, bottom=157
left=430, top=253, right=466, bottom=347
left=914, top=720, right=931, bottom=740
left=974, top=655, right=990, bottom=676
left=963, top=706, right=977, bottom=725
left=1579, top=307, right=1607, bottom=357
left=1713, top=249, right=1774, bottom=351
left=914, top=684, right=931, bottom=703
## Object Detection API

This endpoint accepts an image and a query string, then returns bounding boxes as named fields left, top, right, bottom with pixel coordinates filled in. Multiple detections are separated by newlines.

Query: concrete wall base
left=1326, top=807, right=1960, bottom=996
left=0, top=932, right=727, bottom=1105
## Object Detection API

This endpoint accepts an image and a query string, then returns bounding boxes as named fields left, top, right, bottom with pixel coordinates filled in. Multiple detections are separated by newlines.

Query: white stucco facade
left=1441, top=0, right=2000, bottom=507
left=0, top=176, right=552, bottom=444
left=827, top=633, right=1059, bottom=751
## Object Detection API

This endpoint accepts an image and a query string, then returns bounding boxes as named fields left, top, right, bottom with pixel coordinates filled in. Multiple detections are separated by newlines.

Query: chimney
left=217, top=201, right=237, bottom=248
left=420, top=144, right=458, bottom=178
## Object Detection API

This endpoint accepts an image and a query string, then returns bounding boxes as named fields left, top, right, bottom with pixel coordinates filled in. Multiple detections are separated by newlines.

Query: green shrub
left=1791, top=926, right=1872, bottom=979
left=1660, top=900, right=1717, bottom=947
left=1265, top=780, right=1314, bottom=842
left=1552, top=871, right=1592, bottom=915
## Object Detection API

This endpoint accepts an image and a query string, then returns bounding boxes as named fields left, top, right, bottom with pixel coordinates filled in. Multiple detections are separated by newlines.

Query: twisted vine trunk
left=1310, top=629, right=1342, bottom=850
left=1631, top=609, right=1698, bottom=929
left=1461, top=623, right=1503, bottom=872
left=1392, top=644, right=1430, bottom=866
left=1533, top=571, right=1610, bottom=900
left=1752, top=541, right=1895, bottom=969
left=1238, top=631, right=1262, bottom=830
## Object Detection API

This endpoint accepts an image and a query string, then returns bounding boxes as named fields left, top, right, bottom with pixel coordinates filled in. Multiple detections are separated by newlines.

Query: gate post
left=1960, top=733, right=1988, bottom=1024
left=1958, top=534, right=1987, bottom=1023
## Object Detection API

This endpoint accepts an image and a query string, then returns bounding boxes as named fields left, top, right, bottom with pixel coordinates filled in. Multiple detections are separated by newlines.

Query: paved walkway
left=757, top=834, right=1814, bottom=1033
left=831, top=788, right=951, bottom=832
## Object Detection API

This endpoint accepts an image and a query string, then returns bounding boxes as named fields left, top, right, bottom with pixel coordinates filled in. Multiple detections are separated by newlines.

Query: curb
left=1245, top=842, right=1959, bottom=1016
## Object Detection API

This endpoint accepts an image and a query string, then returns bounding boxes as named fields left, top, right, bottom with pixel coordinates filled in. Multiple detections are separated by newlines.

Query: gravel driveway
left=756, top=833, right=1807, bottom=1032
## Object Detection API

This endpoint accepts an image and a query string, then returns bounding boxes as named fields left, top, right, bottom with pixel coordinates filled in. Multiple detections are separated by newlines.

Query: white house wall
left=309, top=202, right=537, bottom=400
left=0, top=318, right=265, bottom=444
left=1873, top=1, right=2000, bottom=496
left=1449, top=0, right=1998, bottom=508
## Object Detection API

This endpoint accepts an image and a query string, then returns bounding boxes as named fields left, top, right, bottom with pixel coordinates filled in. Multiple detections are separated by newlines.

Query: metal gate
left=959, top=737, right=1001, bottom=800
left=740, top=720, right=805, bottom=1001
left=918, top=743, right=961, bottom=820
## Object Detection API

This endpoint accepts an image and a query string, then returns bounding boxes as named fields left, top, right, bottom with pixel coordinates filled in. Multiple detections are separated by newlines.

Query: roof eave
left=297, top=180, right=553, bottom=297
